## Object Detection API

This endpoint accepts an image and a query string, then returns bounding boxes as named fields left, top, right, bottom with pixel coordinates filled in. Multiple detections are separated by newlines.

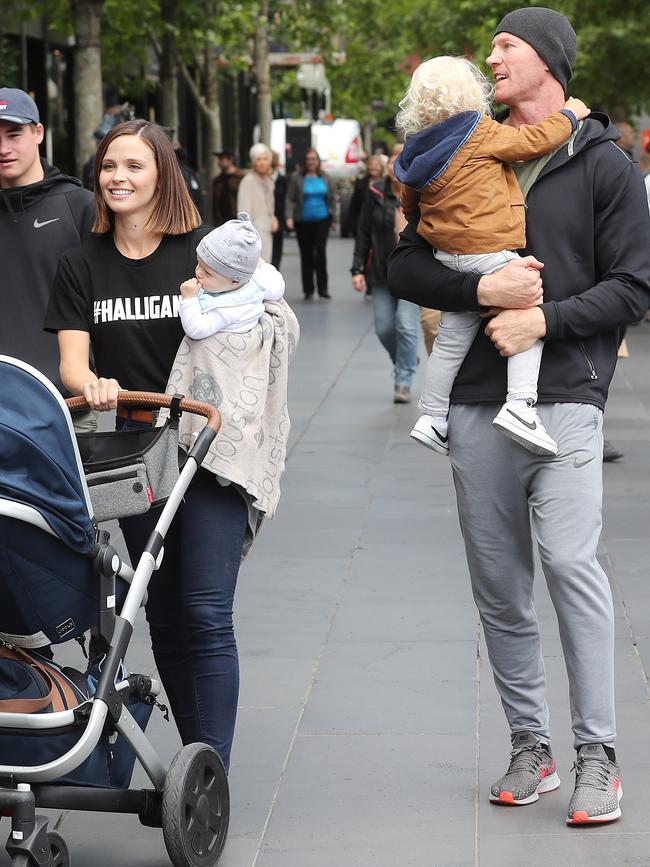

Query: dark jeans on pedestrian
left=115, top=417, right=247, bottom=771
left=295, top=218, right=330, bottom=297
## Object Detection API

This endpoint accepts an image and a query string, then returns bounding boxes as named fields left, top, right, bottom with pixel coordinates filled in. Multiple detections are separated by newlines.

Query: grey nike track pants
left=449, top=402, right=615, bottom=748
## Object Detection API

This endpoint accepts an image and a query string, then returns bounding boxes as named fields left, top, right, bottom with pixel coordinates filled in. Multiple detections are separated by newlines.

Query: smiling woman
left=43, top=119, right=253, bottom=774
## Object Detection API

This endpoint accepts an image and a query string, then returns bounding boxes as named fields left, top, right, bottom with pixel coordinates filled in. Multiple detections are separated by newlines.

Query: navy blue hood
left=394, top=111, right=482, bottom=191
left=0, top=357, right=96, bottom=554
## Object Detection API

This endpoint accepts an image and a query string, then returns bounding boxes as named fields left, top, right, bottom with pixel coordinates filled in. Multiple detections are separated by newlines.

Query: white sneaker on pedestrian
left=492, top=402, right=558, bottom=456
left=410, top=415, right=449, bottom=455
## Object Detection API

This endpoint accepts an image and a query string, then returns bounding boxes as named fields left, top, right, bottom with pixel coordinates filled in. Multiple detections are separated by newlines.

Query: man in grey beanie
left=388, top=6, right=650, bottom=826
left=179, top=212, right=285, bottom=339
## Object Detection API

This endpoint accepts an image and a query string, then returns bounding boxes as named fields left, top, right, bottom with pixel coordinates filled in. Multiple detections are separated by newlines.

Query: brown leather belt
left=116, top=407, right=155, bottom=424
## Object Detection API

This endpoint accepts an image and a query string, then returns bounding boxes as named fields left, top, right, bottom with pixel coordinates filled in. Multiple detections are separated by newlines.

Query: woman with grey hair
left=237, top=143, right=278, bottom=260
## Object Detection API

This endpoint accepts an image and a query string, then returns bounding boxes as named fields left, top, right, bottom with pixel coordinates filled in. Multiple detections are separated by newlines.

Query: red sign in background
left=641, top=129, right=650, bottom=154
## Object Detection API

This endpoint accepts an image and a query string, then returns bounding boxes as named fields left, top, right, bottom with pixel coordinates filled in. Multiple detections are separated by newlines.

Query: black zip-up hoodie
left=387, top=113, right=650, bottom=409
left=0, top=160, right=94, bottom=391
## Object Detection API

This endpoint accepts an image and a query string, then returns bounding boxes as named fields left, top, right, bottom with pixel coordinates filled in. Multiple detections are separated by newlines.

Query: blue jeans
left=371, top=283, right=419, bottom=387
left=116, top=417, right=247, bottom=771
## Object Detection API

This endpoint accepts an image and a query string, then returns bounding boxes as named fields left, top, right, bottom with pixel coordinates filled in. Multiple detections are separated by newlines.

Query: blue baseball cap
left=0, top=88, right=40, bottom=125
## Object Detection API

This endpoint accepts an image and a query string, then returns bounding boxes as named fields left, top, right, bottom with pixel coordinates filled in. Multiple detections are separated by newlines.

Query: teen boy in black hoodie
left=388, top=8, right=650, bottom=826
left=0, top=88, right=94, bottom=401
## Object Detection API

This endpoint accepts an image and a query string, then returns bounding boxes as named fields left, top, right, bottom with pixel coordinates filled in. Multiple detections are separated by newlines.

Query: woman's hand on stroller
left=82, top=377, right=121, bottom=411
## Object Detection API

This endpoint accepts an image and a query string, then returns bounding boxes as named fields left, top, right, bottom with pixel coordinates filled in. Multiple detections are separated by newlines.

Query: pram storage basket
left=77, top=421, right=180, bottom=523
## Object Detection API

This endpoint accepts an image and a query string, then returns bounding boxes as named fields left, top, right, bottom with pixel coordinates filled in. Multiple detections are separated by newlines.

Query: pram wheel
left=11, top=831, right=69, bottom=867
left=47, top=832, right=70, bottom=867
left=162, top=743, right=229, bottom=867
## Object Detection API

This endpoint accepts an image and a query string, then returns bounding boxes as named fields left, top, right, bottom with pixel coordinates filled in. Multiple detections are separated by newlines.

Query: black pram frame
left=0, top=382, right=229, bottom=867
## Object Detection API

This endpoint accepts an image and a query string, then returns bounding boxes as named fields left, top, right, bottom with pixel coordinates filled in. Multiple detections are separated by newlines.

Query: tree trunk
left=70, top=0, right=103, bottom=176
left=159, top=0, right=179, bottom=136
left=362, top=120, right=373, bottom=155
left=203, top=32, right=222, bottom=182
left=254, top=0, right=272, bottom=146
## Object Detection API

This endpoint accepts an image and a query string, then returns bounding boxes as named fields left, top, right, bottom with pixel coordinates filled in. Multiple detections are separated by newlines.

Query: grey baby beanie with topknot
left=197, top=212, right=262, bottom=282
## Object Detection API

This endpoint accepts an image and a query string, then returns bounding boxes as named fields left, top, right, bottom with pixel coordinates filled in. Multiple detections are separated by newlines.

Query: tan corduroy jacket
left=400, top=112, right=574, bottom=254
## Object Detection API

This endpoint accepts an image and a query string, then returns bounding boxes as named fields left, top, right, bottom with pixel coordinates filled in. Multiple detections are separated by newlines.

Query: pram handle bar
left=66, top=390, right=222, bottom=434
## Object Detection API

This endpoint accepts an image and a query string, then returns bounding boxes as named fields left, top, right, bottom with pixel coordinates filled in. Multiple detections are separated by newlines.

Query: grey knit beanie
left=495, top=7, right=576, bottom=91
left=197, top=212, right=262, bottom=283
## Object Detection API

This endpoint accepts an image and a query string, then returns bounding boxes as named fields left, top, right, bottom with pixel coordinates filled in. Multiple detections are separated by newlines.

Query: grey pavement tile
left=238, top=656, right=316, bottom=709
left=300, top=640, right=477, bottom=736
left=479, top=831, right=650, bottom=867
left=327, top=596, right=480, bottom=644
left=257, top=834, right=474, bottom=867
left=263, top=734, right=476, bottom=852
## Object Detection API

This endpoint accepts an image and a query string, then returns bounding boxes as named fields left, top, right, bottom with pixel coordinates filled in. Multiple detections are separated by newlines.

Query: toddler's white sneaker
left=492, top=403, right=558, bottom=456
left=410, top=415, right=449, bottom=455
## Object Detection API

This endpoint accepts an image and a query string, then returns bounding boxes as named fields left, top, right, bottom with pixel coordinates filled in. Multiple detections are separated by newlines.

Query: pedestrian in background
left=286, top=148, right=335, bottom=300
left=271, top=150, right=286, bottom=271
left=212, top=148, right=243, bottom=226
left=237, top=143, right=277, bottom=261
left=0, top=87, right=96, bottom=431
left=351, top=147, right=419, bottom=403
left=348, top=153, right=386, bottom=239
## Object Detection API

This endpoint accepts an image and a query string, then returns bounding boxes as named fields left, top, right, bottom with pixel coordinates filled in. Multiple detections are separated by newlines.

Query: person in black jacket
left=388, top=7, right=650, bottom=825
left=351, top=150, right=419, bottom=403
left=0, top=88, right=95, bottom=423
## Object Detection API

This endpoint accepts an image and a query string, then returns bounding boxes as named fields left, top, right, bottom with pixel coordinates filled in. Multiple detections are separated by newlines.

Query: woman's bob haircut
left=396, top=56, right=493, bottom=138
left=92, top=119, right=201, bottom=234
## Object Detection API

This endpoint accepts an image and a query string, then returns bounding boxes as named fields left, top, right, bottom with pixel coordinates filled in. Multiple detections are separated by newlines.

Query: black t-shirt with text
left=45, top=229, right=210, bottom=393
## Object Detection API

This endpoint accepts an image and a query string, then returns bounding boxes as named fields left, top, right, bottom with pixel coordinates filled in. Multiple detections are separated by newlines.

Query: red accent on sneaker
left=540, top=759, right=556, bottom=779
left=570, top=811, right=590, bottom=824
left=499, top=792, right=516, bottom=804
left=613, top=776, right=620, bottom=791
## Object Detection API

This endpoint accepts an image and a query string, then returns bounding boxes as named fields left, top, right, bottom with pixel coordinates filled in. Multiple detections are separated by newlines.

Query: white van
left=267, top=118, right=362, bottom=181
left=311, top=118, right=362, bottom=182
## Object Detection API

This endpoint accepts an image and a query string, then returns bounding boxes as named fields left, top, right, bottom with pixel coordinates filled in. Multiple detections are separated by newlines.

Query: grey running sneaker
left=566, top=743, right=622, bottom=825
left=490, top=731, right=560, bottom=805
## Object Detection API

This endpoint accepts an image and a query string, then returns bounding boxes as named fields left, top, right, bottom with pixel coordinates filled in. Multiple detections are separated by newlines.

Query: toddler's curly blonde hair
left=396, top=56, right=493, bottom=138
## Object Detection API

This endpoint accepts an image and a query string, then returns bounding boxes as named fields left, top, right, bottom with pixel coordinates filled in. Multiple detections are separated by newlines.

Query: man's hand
left=477, top=256, right=544, bottom=309
left=484, top=307, right=547, bottom=356
left=180, top=277, right=200, bottom=299
left=352, top=274, right=366, bottom=293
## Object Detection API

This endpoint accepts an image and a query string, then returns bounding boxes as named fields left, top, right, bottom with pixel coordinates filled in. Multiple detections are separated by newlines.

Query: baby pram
left=0, top=355, right=229, bottom=867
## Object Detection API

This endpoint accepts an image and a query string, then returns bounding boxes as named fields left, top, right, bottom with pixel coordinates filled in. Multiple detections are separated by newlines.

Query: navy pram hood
left=0, top=357, right=95, bottom=554
left=394, top=111, right=482, bottom=190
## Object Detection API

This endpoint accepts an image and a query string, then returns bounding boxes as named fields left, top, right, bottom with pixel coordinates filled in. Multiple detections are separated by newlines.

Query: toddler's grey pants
left=449, top=402, right=615, bottom=748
